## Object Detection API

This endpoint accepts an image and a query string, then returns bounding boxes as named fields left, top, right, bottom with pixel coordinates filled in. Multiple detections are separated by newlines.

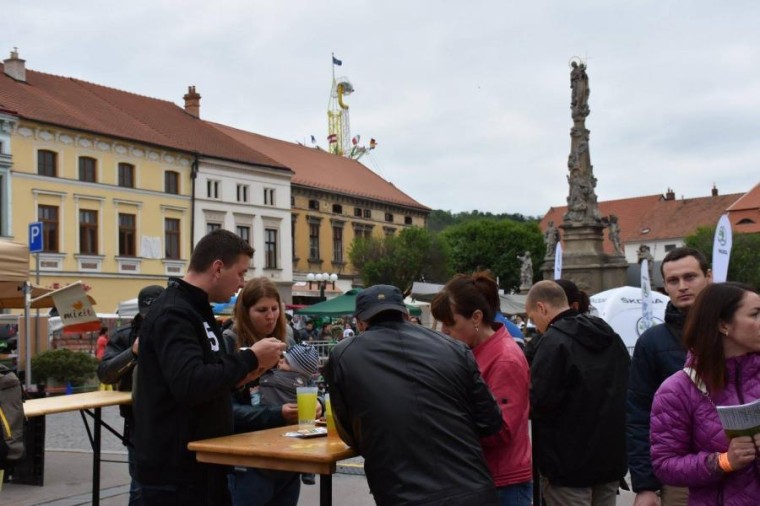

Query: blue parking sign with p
left=29, top=221, right=43, bottom=253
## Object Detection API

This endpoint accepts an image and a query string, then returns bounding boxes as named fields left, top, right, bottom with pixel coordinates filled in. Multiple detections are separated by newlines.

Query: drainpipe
left=190, top=154, right=199, bottom=252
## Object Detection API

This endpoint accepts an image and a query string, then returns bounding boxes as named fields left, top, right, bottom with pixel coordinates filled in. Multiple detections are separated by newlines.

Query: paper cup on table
left=296, top=386, right=318, bottom=426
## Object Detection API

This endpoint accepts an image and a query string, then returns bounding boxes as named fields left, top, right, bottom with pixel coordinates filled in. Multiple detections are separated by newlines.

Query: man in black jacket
left=626, top=247, right=711, bottom=506
left=527, top=280, right=630, bottom=506
left=134, top=230, right=286, bottom=506
left=325, top=284, right=503, bottom=506
left=97, top=284, right=163, bottom=505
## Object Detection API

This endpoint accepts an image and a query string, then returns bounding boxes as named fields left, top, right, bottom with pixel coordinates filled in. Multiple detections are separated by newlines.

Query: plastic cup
left=325, top=393, right=338, bottom=438
left=296, top=386, right=318, bottom=426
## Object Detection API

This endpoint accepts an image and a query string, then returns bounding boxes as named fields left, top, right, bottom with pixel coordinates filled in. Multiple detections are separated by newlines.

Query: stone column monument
left=541, top=60, right=628, bottom=294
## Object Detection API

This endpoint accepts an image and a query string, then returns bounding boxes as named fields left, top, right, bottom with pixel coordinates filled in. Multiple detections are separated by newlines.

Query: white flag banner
left=640, top=259, right=653, bottom=332
left=712, top=214, right=733, bottom=283
left=49, top=282, right=100, bottom=332
left=554, top=242, right=563, bottom=280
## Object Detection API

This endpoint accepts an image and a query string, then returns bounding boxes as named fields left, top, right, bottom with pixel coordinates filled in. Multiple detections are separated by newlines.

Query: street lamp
left=307, top=272, right=338, bottom=301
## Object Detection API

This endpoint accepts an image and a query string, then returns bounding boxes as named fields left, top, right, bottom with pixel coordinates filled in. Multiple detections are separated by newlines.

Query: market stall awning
left=0, top=240, right=30, bottom=282
left=296, top=289, right=421, bottom=317
left=411, top=281, right=526, bottom=315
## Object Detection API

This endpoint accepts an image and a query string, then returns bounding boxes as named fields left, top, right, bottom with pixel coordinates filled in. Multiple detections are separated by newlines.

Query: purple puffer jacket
left=651, top=352, right=760, bottom=505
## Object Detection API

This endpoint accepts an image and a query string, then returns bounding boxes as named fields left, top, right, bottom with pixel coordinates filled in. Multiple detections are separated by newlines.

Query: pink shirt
left=472, top=323, right=533, bottom=486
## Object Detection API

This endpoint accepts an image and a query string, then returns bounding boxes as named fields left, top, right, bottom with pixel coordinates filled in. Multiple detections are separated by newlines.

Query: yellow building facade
left=291, top=187, right=428, bottom=280
left=10, top=120, right=192, bottom=312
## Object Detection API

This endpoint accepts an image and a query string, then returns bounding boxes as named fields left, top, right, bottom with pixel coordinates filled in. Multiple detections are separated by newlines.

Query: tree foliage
left=428, top=209, right=539, bottom=233
left=440, top=219, right=545, bottom=292
left=684, top=227, right=760, bottom=288
left=31, top=348, right=99, bottom=386
left=349, top=226, right=452, bottom=289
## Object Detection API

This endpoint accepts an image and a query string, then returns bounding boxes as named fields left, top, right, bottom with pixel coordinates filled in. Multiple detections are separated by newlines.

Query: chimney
left=3, top=47, right=26, bottom=82
left=711, top=184, right=719, bottom=197
left=665, top=187, right=675, bottom=200
left=183, top=86, right=201, bottom=118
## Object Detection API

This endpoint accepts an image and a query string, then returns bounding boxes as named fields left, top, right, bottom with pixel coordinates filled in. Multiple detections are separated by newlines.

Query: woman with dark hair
left=431, top=272, right=533, bottom=506
left=225, top=277, right=304, bottom=506
left=651, top=282, right=760, bottom=505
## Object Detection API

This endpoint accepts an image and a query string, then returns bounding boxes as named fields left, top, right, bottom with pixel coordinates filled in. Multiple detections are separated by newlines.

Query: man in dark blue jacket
left=626, top=247, right=711, bottom=506
left=134, top=230, right=286, bottom=506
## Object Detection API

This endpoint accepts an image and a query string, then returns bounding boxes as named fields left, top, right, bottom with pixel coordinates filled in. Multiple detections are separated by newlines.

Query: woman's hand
left=316, top=401, right=323, bottom=419
left=281, top=403, right=299, bottom=424
left=726, top=435, right=758, bottom=471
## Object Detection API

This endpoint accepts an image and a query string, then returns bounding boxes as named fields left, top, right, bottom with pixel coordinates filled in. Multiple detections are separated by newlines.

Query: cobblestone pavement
left=45, top=405, right=128, bottom=454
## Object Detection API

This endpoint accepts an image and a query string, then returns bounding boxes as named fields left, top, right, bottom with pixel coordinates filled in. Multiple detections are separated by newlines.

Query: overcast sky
left=4, top=1, right=760, bottom=217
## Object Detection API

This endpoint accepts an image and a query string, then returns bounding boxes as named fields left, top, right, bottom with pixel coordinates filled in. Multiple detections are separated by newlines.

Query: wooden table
left=189, top=425, right=357, bottom=506
left=23, top=390, right=132, bottom=506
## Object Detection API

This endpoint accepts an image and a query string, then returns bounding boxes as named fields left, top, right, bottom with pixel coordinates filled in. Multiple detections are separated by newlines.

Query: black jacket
left=626, top=302, right=687, bottom=492
left=133, top=278, right=258, bottom=498
left=530, top=309, right=630, bottom=487
left=97, top=319, right=140, bottom=420
left=324, top=319, right=502, bottom=506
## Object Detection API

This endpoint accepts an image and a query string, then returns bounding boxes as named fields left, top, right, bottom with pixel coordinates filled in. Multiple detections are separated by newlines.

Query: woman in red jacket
left=432, top=272, right=533, bottom=506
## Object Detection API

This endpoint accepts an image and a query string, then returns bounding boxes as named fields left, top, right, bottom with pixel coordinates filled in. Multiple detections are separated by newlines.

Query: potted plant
left=31, top=348, right=99, bottom=390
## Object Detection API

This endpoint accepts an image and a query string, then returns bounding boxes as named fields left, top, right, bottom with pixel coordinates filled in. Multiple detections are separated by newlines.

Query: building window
left=38, top=150, right=57, bottom=177
left=165, top=218, right=180, bottom=259
left=79, top=209, right=98, bottom=255
left=291, top=217, right=297, bottom=260
left=264, top=188, right=276, bottom=206
left=237, top=225, right=251, bottom=245
left=118, top=163, right=135, bottom=188
left=664, top=244, right=676, bottom=252
left=265, top=228, right=278, bottom=269
left=308, top=199, right=320, bottom=210
left=236, top=184, right=249, bottom=203
left=207, top=179, right=221, bottom=199
left=165, top=171, right=180, bottom=194
left=332, top=226, right=343, bottom=263
left=39, top=205, right=59, bottom=252
left=384, top=227, right=396, bottom=237
left=118, top=213, right=136, bottom=257
left=354, top=207, right=362, bottom=217
left=385, top=212, right=394, bottom=223
left=309, top=223, right=320, bottom=260
left=332, top=204, right=343, bottom=214
left=404, top=216, right=413, bottom=225
left=207, top=222, right=222, bottom=233
left=78, top=157, right=97, bottom=182
left=363, top=209, right=371, bottom=219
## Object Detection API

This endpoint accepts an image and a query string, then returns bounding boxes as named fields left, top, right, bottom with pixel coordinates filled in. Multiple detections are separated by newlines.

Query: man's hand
left=633, top=490, right=660, bottom=506
left=131, top=337, right=139, bottom=356
left=252, top=338, right=287, bottom=370
left=281, top=403, right=298, bottom=424
left=727, top=435, right=758, bottom=471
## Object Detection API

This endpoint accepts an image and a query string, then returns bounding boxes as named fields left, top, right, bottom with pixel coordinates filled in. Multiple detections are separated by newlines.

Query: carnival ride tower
left=327, top=75, right=354, bottom=156
left=326, top=54, right=375, bottom=159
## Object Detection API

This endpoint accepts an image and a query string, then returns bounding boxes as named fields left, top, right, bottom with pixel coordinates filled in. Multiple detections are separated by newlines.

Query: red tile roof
left=210, top=122, right=429, bottom=211
left=0, top=65, right=287, bottom=170
left=541, top=192, right=744, bottom=254
left=727, top=183, right=760, bottom=233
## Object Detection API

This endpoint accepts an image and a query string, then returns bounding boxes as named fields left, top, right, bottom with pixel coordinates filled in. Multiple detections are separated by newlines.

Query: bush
left=31, top=348, right=99, bottom=386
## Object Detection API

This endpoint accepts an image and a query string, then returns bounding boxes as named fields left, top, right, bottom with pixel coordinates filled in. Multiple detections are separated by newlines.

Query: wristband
left=718, top=452, right=733, bottom=473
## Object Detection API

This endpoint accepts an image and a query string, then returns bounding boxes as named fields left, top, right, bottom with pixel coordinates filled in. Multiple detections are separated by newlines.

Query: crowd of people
left=94, top=231, right=759, bottom=506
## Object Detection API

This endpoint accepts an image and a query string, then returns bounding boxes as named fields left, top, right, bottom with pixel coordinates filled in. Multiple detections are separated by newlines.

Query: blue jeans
left=127, top=443, right=143, bottom=505
left=497, top=481, right=533, bottom=506
left=228, top=467, right=300, bottom=506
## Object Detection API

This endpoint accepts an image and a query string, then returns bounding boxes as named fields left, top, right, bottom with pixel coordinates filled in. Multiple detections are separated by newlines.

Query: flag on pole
left=49, top=282, right=100, bottom=333
left=327, top=133, right=337, bottom=144
left=332, top=55, right=342, bottom=66
left=553, top=242, right=563, bottom=280
left=640, top=259, right=653, bottom=332
left=310, top=135, right=316, bottom=144
left=712, top=214, right=732, bottom=282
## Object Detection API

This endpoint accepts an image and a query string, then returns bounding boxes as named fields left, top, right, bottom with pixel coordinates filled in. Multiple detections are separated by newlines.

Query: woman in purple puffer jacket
left=651, top=282, right=760, bottom=505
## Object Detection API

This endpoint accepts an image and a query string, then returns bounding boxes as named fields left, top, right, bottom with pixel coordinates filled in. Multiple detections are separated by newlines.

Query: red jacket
left=473, top=324, right=533, bottom=487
